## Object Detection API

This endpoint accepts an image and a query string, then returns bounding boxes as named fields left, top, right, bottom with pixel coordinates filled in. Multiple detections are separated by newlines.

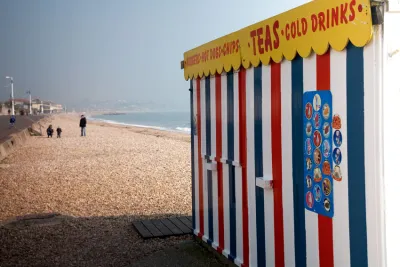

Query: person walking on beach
left=79, top=115, right=87, bottom=137
left=9, top=115, right=16, bottom=129
left=56, top=126, right=62, bottom=138
left=47, top=125, right=54, bottom=138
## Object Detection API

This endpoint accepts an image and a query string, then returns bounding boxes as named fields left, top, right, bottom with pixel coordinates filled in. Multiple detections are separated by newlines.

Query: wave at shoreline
left=88, top=116, right=191, bottom=134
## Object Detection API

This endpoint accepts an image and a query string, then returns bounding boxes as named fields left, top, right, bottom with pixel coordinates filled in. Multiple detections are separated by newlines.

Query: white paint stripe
left=303, top=52, right=320, bottom=267
left=330, top=49, right=351, bottom=267
left=280, top=60, right=296, bottom=267
left=193, top=79, right=200, bottom=235
left=201, top=78, right=209, bottom=240
left=234, top=71, right=240, bottom=163
left=234, top=71, right=243, bottom=263
left=221, top=73, right=231, bottom=255
left=364, top=32, right=385, bottom=267
left=235, top=166, right=243, bottom=264
left=246, top=67, right=258, bottom=267
left=261, top=65, right=275, bottom=267
left=210, top=76, right=219, bottom=247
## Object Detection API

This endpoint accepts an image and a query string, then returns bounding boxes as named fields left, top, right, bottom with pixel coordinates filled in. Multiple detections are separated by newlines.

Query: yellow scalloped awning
left=183, top=0, right=373, bottom=80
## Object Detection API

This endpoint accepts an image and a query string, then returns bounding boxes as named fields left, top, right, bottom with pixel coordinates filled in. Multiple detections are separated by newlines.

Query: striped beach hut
left=182, top=0, right=398, bottom=266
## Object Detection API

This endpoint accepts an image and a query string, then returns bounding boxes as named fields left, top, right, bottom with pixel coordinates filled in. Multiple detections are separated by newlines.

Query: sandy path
left=0, top=114, right=191, bottom=220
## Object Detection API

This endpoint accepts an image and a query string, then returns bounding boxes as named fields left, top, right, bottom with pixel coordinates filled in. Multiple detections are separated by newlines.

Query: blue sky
left=0, top=0, right=306, bottom=111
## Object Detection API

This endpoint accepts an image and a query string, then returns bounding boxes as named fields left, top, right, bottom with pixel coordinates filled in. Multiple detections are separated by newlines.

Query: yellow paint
left=183, top=0, right=373, bottom=80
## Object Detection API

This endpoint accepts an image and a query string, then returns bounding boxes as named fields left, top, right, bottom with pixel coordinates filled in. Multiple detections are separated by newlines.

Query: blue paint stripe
left=227, top=71, right=237, bottom=257
left=291, top=55, right=307, bottom=267
left=205, top=77, right=213, bottom=241
left=190, top=79, right=196, bottom=231
left=346, top=43, right=368, bottom=267
left=206, top=77, right=211, bottom=156
left=254, top=65, right=266, bottom=266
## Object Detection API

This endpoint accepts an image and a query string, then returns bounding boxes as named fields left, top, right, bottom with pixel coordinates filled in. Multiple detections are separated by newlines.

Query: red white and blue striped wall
left=189, top=36, right=384, bottom=267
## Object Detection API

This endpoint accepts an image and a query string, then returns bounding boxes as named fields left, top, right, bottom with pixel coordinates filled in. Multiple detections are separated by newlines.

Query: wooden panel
left=160, top=218, right=184, bottom=235
left=141, top=220, right=163, bottom=237
left=152, top=220, right=174, bottom=236
left=178, top=216, right=193, bottom=229
left=169, top=217, right=192, bottom=234
left=132, top=221, right=153, bottom=239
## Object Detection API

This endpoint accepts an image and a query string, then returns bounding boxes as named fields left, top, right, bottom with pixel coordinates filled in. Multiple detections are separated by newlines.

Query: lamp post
left=26, top=90, right=32, bottom=115
left=5, top=76, right=14, bottom=116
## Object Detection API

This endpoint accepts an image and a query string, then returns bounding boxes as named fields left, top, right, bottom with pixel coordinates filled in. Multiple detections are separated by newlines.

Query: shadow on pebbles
left=0, top=213, right=226, bottom=267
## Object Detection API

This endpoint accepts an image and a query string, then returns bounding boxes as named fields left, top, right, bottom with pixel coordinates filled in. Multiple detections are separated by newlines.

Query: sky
left=0, top=0, right=306, bottom=111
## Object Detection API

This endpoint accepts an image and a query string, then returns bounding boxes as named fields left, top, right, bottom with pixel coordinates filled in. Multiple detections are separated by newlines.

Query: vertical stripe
left=234, top=71, right=243, bottom=265
left=316, top=52, right=334, bottom=267
left=364, top=34, right=384, bottom=267
left=194, top=79, right=200, bottom=236
left=215, top=74, right=225, bottom=252
left=291, top=55, right=307, bottom=267
left=211, top=77, right=219, bottom=247
left=190, top=79, right=196, bottom=231
left=303, top=53, right=320, bottom=267
left=196, top=78, right=204, bottom=237
left=262, top=65, right=275, bottom=267
left=222, top=73, right=231, bottom=256
left=271, top=62, right=285, bottom=267
left=205, top=77, right=214, bottom=242
left=201, top=78, right=209, bottom=240
left=330, top=49, right=351, bottom=267
left=281, top=60, right=296, bottom=267
left=347, top=43, right=368, bottom=267
left=239, top=67, right=249, bottom=267
left=254, top=65, right=266, bottom=267
left=246, top=67, right=257, bottom=267
left=227, top=71, right=237, bottom=258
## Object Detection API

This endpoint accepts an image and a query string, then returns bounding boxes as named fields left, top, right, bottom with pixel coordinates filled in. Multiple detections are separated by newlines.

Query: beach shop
left=182, top=0, right=400, bottom=266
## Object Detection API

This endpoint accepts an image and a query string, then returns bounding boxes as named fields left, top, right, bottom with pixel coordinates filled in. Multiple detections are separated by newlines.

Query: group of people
left=46, top=125, right=62, bottom=138
left=46, top=115, right=88, bottom=138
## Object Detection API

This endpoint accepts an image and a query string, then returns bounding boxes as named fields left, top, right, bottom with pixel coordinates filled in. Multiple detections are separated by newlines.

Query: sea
left=89, top=111, right=191, bottom=134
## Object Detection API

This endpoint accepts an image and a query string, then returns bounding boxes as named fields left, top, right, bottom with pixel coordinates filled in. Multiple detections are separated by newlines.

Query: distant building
left=42, top=101, right=63, bottom=114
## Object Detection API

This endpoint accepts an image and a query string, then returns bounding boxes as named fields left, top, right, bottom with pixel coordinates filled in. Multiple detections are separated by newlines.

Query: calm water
left=90, top=111, right=191, bottom=134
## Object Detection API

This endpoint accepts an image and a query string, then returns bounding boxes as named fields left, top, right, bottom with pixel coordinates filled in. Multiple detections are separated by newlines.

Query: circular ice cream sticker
left=332, top=165, right=342, bottom=182
left=322, top=103, right=330, bottom=120
left=333, top=148, right=342, bottom=165
left=333, top=114, right=342, bottom=129
left=313, top=94, right=322, bottom=111
left=313, top=130, right=322, bottom=148
left=322, top=122, right=330, bottom=138
left=313, top=167, right=322, bottom=182
left=314, top=149, right=322, bottom=166
left=324, top=198, right=331, bottom=212
left=305, top=102, right=313, bottom=120
left=305, top=138, right=312, bottom=155
left=306, top=158, right=312, bottom=171
left=314, top=184, right=322, bottom=202
left=323, top=178, right=332, bottom=196
left=305, top=122, right=312, bottom=137
left=333, top=130, right=342, bottom=147
left=322, top=160, right=331, bottom=176
left=306, top=191, right=314, bottom=208
left=306, top=175, right=312, bottom=188
left=322, top=140, right=330, bottom=158
left=313, top=112, right=321, bottom=129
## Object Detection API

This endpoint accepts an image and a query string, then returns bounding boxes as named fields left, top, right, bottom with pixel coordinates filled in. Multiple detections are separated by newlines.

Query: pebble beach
left=0, top=115, right=224, bottom=267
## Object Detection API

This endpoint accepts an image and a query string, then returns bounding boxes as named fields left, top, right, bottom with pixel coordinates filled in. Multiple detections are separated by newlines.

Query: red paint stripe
left=196, top=78, right=204, bottom=237
left=316, top=51, right=334, bottom=267
left=215, top=74, right=225, bottom=251
left=271, top=63, right=285, bottom=267
left=238, top=68, right=249, bottom=267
